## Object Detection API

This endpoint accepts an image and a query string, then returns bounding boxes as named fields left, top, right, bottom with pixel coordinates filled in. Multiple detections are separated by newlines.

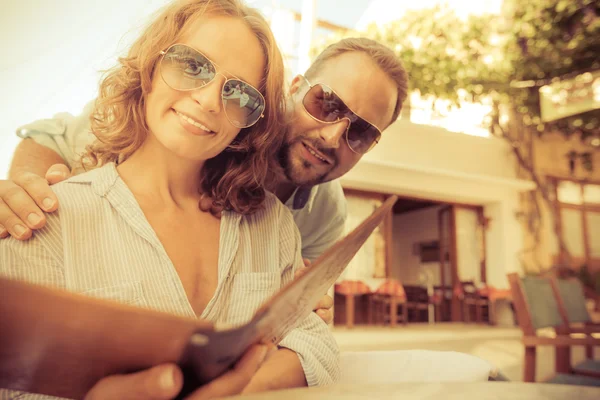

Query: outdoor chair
left=550, top=276, right=600, bottom=378
left=507, top=273, right=600, bottom=386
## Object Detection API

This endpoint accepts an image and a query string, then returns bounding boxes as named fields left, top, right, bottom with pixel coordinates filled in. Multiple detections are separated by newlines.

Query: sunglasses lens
left=303, top=83, right=380, bottom=154
left=303, top=84, right=348, bottom=122
left=222, top=79, right=265, bottom=128
left=347, top=123, right=381, bottom=154
left=160, top=44, right=216, bottom=90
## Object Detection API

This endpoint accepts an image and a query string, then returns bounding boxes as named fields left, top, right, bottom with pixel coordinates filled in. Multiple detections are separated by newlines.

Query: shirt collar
left=288, top=185, right=319, bottom=212
left=67, top=162, right=120, bottom=197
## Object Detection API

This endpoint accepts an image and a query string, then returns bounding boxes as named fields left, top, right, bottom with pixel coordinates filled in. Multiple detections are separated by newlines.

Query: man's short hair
left=305, top=37, right=409, bottom=126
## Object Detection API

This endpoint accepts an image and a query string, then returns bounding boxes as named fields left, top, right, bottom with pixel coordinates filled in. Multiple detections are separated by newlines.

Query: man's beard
left=278, top=141, right=331, bottom=187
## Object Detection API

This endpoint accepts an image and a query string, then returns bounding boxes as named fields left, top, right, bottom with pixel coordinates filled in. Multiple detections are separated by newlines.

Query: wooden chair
left=404, top=285, right=429, bottom=322
left=550, top=276, right=600, bottom=378
left=459, top=281, right=488, bottom=323
left=434, top=285, right=453, bottom=322
left=368, top=279, right=408, bottom=327
left=478, top=286, right=513, bottom=325
left=507, top=273, right=600, bottom=386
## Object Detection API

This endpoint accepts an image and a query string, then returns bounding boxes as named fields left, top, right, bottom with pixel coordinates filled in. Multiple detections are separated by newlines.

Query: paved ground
left=331, top=323, right=598, bottom=382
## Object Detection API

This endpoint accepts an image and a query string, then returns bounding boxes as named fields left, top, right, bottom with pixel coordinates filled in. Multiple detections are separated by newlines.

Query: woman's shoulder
left=50, top=163, right=119, bottom=209
left=236, top=191, right=299, bottom=243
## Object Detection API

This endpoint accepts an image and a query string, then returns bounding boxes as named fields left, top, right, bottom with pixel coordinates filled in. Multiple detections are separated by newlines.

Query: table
left=223, top=382, right=600, bottom=400
left=334, top=281, right=372, bottom=328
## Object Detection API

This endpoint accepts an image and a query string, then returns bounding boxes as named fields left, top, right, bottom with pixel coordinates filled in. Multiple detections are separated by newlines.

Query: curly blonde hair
left=85, top=0, right=286, bottom=215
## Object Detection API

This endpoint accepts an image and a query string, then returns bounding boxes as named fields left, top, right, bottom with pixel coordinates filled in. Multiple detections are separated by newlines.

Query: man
left=0, top=37, right=408, bottom=399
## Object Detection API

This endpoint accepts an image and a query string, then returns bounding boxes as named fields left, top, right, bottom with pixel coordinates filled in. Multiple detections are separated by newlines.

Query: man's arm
left=8, top=138, right=68, bottom=179
left=0, top=139, right=70, bottom=240
left=1, top=103, right=94, bottom=240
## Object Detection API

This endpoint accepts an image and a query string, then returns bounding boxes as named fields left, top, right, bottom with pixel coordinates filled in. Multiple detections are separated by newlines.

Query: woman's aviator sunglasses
left=159, top=44, right=265, bottom=129
left=301, top=77, right=382, bottom=154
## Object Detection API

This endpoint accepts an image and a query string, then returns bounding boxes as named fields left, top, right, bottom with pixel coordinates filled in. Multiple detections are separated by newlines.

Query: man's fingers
left=0, top=195, right=32, bottom=240
left=185, top=344, right=268, bottom=400
left=316, top=309, right=333, bottom=324
left=314, top=294, right=333, bottom=311
left=45, top=163, right=72, bottom=186
left=0, top=183, right=46, bottom=231
left=13, top=171, right=59, bottom=213
left=314, top=294, right=334, bottom=324
left=85, top=363, right=182, bottom=400
left=294, top=258, right=313, bottom=280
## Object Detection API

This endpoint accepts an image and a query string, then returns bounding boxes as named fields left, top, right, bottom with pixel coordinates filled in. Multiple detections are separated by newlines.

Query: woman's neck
left=117, top=137, right=205, bottom=209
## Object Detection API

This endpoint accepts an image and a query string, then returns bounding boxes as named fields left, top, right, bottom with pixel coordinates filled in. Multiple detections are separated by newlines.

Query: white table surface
left=222, top=382, right=600, bottom=400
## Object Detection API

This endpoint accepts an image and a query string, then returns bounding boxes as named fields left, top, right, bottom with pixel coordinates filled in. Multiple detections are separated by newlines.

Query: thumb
left=45, top=164, right=72, bottom=185
left=85, top=363, right=183, bottom=400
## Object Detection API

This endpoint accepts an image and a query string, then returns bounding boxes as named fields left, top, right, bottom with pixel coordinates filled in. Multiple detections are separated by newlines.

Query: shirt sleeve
left=15, top=101, right=96, bottom=169
left=276, top=205, right=340, bottom=387
left=301, top=201, right=347, bottom=263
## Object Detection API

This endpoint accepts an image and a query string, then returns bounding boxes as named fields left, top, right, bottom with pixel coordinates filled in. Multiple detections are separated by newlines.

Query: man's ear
left=288, top=75, right=304, bottom=96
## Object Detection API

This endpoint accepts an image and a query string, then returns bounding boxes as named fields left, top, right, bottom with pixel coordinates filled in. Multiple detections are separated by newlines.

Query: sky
left=250, top=0, right=372, bottom=28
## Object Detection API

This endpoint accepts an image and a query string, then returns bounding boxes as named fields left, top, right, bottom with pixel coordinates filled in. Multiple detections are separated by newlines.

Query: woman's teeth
left=176, top=111, right=212, bottom=132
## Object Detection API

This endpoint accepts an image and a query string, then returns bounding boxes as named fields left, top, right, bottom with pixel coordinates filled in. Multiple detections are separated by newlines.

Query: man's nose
left=318, top=119, right=349, bottom=148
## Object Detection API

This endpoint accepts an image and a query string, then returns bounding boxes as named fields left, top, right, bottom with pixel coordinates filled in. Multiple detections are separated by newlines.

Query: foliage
left=313, top=0, right=600, bottom=272
left=313, top=0, right=600, bottom=140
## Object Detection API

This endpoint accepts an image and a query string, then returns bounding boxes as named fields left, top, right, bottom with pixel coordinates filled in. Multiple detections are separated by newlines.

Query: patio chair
left=507, top=273, right=600, bottom=386
left=367, top=279, right=408, bottom=326
left=459, top=280, right=488, bottom=323
left=550, top=276, right=600, bottom=378
left=404, top=285, right=429, bottom=322
left=339, top=350, right=499, bottom=384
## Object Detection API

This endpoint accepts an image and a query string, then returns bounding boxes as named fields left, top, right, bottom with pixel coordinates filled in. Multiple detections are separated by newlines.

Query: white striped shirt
left=0, top=163, right=339, bottom=399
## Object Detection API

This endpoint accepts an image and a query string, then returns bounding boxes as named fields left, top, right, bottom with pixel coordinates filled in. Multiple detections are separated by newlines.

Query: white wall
left=455, top=208, right=482, bottom=284
left=391, top=206, right=442, bottom=286
left=342, top=121, right=533, bottom=291
left=363, top=119, right=519, bottom=181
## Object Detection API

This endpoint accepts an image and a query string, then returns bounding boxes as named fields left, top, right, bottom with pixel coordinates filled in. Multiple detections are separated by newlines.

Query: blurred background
left=1, top=0, right=599, bottom=384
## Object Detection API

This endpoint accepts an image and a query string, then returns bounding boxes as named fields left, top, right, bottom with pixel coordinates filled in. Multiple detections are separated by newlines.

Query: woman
left=0, top=0, right=339, bottom=397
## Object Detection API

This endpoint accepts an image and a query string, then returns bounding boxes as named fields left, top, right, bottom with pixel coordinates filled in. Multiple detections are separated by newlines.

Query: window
left=554, top=179, right=600, bottom=269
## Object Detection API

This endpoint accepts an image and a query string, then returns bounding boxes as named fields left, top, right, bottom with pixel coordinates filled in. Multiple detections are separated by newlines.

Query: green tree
left=313, top=0, right=600, bottom=272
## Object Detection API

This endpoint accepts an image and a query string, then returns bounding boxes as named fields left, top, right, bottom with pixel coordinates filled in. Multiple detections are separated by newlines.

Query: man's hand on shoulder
left=0, top=164, right=70, bottom=240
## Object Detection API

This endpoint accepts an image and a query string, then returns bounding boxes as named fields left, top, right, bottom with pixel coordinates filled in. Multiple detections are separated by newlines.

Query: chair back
left=404, top=285, right=428, bottom=303
left=507, top=273, right=564, bottom=335
left=554, top=277, right=591, bottom=324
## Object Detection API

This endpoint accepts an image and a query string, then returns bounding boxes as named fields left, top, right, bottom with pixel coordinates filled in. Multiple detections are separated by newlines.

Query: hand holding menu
left=0, top=196, right=397, bottom=399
